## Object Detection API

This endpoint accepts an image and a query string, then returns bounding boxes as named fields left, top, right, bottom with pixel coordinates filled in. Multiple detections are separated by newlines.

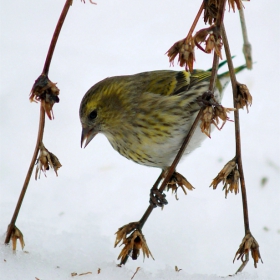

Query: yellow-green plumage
left=80, top=67, right=243, bottom=169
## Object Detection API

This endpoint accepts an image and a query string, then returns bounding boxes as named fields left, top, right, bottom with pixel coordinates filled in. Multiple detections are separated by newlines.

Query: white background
left=1, top=1, right=279, bottom=279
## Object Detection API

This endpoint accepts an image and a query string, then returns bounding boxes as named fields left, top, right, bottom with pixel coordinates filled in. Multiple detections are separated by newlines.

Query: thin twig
left=236, top=253, right=249, bottom=273
left=186, top=2, right=204, bottom=40
left=208, top=0, right=227, bottom=91
left=139, top=0, right=228, bottom=241
left=221, top=23, right=250, bottom=272
left=43, top=0, right=72, bottom=75
left=5, top=0, right=73, bottom=245
left=5, top=104, right=45, bottom=244
left=221, top=23, right=250, bottom=233
left=239, top=8, right=252, bottom=69
left=139, top=110, right=203, bottom=229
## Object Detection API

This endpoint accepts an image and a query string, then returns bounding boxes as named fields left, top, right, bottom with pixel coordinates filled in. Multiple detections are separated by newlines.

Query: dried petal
left=80, top=0, right=97, bottom=4
left=200, top=105, right=214, bottom=138
left=49, top=152, right=62, bottom=176
left=194, top=25, right=223, bottom=59
left=175, top=266, right=182, bottom=272
left=228, top=0, right=244, bottom=12
left=213, top=105, right=235, bottom=129
left=131, top=267, right=141, bottom=280
left=223, top=168, right=240, bottom=198
left=10, top=225, right=25, bottom=250
left=204, top=0, right=219, bottom=24
left=35, top=143, right=62, bottom=180
left=234, top=233, right=263, bottom=268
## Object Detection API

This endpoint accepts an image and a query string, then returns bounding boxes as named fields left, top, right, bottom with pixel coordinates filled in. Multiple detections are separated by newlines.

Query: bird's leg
left=149, top=170, right=168, bottom=207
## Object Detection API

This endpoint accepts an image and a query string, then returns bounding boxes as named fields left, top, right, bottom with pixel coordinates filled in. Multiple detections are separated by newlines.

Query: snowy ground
left=1, top=1, right=279, bottom=279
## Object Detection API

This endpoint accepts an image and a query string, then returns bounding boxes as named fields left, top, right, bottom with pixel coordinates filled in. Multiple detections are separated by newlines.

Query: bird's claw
left=149, top=189, right=168, bottom=208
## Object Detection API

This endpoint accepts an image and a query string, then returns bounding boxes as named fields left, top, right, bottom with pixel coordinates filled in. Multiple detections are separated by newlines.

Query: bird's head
left=79, top=77, right=128, bottom=148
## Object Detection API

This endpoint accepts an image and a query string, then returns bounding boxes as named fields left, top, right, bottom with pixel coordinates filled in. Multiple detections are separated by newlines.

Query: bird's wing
left=134, top=70, right=191, bottom=97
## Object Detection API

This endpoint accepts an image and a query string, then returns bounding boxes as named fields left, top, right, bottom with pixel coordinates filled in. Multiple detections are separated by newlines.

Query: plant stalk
left=221, top=23, right=250, bottom=272
left=5, top=0, right=73, bottom=245
left=5, top=104, right=45, bottom=244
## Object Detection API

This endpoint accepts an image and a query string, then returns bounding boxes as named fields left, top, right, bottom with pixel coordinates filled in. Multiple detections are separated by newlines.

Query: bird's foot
left=115, top=222, right=154, bottom=265
left=149, top=188, right=168, bottom=208
left=166, top=171, right=195, bottom=200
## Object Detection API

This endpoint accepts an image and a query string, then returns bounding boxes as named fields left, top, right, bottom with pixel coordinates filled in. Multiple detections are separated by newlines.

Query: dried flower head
left=200, top=102, right=235, bottom=138
left=115, top=224, right=154, bottom=263
left=35, top=143, right=62, bottom=180
left=204, top=0, right=219, bottom=24
left=115, top=222, right=139, bottom=248
left=30, top=74, right=60, bottom=120
left=234, top=233, right=263, bottom=268
left=194, top=25, right=223, bottom=59
left=166, top=171, right=195, bottom=200
left=166, top=37, right=195, bottom=71
left=236, top=82, right=252, bottom=112
left=9, top=225, right=25, bottom=250
left=210, top=158, right=240, bottom=198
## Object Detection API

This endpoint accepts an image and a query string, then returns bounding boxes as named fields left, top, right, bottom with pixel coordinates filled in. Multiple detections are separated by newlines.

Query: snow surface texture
left=0, top=1, right=279, bottom=279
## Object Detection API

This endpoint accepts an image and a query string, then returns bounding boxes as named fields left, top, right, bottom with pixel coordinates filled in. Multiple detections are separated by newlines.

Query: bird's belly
left=108, top=122, right=208, bottom=169
left=137, top=124, right=208, bottom=168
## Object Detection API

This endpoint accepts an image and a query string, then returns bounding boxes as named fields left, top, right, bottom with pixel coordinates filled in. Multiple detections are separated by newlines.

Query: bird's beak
left=81, top=127, right=97, bottom=148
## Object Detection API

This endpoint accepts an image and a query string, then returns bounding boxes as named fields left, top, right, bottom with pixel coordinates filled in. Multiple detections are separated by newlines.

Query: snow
left=0, top=0, right=279, bottom=279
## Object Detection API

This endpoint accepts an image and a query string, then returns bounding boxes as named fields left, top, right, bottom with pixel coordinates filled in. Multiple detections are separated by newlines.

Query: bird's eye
left=88, top=110, right=97, bottom=120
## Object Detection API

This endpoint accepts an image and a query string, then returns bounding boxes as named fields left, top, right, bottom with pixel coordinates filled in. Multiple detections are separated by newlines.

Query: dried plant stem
left=5, top=104, right=45, bottom=244
left=221, top=23, right=250, bottom=272
left=122, top=0, right=229, bottom=262
left=138, top=110, right=203, bottom=230
left=236, top=253, right=249, bottom=273
left=5, top=0, right=73, bottom=245
left=238, top=8, right=252, bottom=69
left=119, top=110, right=203, bottom=265
left=43, top=0, right=72, bottom=75
left=185, top=2, right=204, bottom=40
left=207, top=0, right=227, bottom=92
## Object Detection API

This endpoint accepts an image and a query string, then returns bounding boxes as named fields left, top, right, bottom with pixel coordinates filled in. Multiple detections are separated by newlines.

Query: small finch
left=80, top=64, right=244, bottom=206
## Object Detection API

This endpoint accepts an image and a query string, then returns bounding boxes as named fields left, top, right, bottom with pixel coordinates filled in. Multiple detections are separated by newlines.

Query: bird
left=79, top=63, right=244, bottom=206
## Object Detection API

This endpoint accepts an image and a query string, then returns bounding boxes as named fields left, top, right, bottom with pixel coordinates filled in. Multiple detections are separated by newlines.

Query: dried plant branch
left=166, top=1, right=204, bottom=71
left=118, top=0, right=229, bottom=266
left=239, top=7, right=252, bottom=69
left=5, top=0, right=73, bottom=246
left=5, top=103, right=45, bottom=245
left=43, top=0, right=72, bottom=75
left=221, top=22, right=250, bottom=234
left=221, top=22, right=261, bottom=273
left=186, top=2, right=204, bottom=40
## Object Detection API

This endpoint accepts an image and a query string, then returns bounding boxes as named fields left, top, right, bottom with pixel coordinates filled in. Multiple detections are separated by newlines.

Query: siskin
left=80, top=65, right=244, bottom=205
